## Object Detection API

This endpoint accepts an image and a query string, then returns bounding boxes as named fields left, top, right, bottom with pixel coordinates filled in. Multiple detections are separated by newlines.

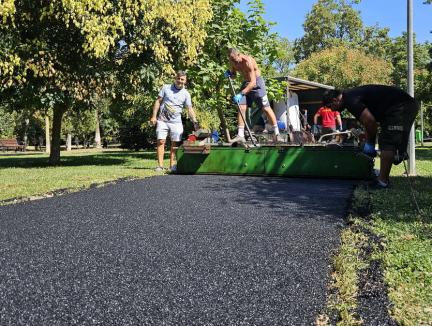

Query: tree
left=268, top=37, right=295, bottom=77
left=187, top=0, right=282, bottom=140
left=0, top=106, right=17, bottom=138
left=294, top=0, right=391, bottom=61
left=292, top=46, right=392, bottom=89
left=387, top=34, right=431, bottom=89
left=0, top=0, right=211, bottom=164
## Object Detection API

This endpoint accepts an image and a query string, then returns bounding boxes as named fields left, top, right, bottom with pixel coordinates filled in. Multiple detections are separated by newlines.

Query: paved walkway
left=0, top=175, right=355, bottom=325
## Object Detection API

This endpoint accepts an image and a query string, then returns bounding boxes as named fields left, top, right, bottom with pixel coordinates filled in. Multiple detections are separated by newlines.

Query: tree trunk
left=94, top=110, right=102, bottom=149
left=49, top=106, right=66, bottom=165
left=45, top=115, right=51, bottom=153
left=66, top=133, right=72, bottom=151
left=217, top=106, right=231, bottom=142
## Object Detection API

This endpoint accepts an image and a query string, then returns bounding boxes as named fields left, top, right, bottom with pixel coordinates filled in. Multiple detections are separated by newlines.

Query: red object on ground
left=188, top=134, right=197, bottom=142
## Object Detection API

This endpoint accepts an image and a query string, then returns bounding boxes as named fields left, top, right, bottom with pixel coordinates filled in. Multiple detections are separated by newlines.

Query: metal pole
left=420, top=101, right=424, bottom=147
left=407, top=0, right=416, bottom=175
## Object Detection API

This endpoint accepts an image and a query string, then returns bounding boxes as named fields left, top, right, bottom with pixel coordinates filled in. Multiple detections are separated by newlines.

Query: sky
left=239, top=0, right=432, bottom=43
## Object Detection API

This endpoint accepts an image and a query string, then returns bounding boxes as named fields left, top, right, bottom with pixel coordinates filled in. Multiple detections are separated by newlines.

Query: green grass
left=326, top=226, right=368, bottom=326
left=327, top=144, right=432, bottom=325
left=0, top=149, right=168, bottom=203
left=368, top=145, right=432, bottom=325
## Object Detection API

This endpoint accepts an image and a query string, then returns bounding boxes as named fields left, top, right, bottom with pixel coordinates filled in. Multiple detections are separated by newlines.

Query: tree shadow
left=415, top=145, right=432, bottom=161
left=368, top=175, right=432, bottom=231
left=0, top=151, right=157, bottom=168
left=193, top=175, right=357, bottom=222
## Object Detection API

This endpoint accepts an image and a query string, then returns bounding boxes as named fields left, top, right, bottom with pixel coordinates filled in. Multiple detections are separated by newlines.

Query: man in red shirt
left=313, top=104, right=342, bottom=135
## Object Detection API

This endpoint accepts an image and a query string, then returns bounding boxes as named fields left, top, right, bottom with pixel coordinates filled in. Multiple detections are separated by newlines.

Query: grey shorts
left=240, top=76, right=270, bottom=110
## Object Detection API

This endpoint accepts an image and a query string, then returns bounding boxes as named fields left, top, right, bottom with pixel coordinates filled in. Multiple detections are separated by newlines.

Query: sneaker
left=154, top=166, right=164, bottom=172
left=368, top=179, right=389, bottom=190
left=229, top=135, right=246, bottom=144
left=170, top=165, right=177, bottom=172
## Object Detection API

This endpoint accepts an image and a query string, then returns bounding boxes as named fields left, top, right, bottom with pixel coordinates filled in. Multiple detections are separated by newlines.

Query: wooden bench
left=0, top=139, right=25, bottom=152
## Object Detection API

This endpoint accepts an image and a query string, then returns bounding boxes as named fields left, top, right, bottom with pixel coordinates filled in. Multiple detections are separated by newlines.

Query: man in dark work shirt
left=322, top=85, right=419, bottom=189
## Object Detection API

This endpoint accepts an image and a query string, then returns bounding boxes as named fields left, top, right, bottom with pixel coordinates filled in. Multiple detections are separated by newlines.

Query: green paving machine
left=176, top=76, right=374, bottom=180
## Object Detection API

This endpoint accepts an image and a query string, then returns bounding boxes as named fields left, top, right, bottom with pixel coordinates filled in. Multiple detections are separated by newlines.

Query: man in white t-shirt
left=150, top=71, right=199, bottom=171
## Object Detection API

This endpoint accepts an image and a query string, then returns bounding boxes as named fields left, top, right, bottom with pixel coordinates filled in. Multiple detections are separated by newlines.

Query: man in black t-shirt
left=323, top=85, right=419, bottom=188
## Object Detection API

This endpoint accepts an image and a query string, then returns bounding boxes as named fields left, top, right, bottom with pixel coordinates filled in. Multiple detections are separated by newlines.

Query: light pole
left=24, top=118, right=30, bottom=151
left=407, top=0, right=416, bottom=175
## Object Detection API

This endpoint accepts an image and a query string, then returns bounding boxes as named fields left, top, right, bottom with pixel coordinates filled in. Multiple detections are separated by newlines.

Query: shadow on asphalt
left=188, top=175, right=356, bottom=221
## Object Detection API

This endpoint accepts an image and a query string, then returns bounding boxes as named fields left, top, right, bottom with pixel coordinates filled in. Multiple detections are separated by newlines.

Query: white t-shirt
left=287, top=91, right=301, bottom=131
left=158, top=84, right=192, bottom=123
left=273, top=91, right=301, bottom=131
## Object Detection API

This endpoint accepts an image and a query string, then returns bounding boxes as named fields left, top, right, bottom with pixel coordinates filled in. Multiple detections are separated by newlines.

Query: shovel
left=227, top=77, right=258, bottom=147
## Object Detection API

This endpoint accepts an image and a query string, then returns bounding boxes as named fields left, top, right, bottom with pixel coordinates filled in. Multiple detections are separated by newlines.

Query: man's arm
left=150, top=97, right=162, bottom=126
left=359, top=108, right=378, bottom=142
left=336, top=114, right=342, bottom=129
left=313, top=112, right=320, bottom=125
left=188, top=107, right=198, bottom=123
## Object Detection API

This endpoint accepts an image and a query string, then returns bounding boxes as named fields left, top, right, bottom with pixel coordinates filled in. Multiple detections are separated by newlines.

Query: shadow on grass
left=370, top=175, right=432, bottom=226
left=415, top=146, right=432, bottom=161
left=0, top=151, right=157, bottom=168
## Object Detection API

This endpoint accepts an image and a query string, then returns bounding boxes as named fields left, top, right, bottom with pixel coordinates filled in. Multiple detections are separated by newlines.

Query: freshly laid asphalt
left=0, top=175, right=356, bottom=325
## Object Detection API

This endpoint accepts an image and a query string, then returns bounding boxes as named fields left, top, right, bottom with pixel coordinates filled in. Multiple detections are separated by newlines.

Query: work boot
left=229, top=135, right=246, bottom=144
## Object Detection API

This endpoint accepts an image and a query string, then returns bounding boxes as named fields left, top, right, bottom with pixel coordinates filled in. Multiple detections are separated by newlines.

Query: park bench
left=0, top=139, right=25, bottom=152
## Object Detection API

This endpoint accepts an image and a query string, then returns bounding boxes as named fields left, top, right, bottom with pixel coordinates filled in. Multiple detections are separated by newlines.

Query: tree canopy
left=293, top=46, right=392, bottom=89
left=294, top=0, right=391, bottom=61
left=0, top=0, right=212, bottom=164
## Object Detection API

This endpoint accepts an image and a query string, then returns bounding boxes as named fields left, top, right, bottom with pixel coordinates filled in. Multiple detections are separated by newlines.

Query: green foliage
left=0, top=106, right=16, bottom=138
left=292, top=46, right=392, bottom=89
left=294, top=0, right=391, bottom=61
left=187, top=0, right=281, bottom=136
left=269, top=37, right=295, bottom=77
left=388, top=35, right=431, bottom=89
left=0, top=0, right=212, bottom=163
left=110, top=93, right=155, bottom=150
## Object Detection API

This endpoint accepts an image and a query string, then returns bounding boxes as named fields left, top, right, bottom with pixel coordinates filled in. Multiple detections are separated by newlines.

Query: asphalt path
left=0, top=175, right=356, bottom=325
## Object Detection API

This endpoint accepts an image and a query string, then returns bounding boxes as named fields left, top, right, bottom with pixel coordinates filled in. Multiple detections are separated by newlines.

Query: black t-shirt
left=342, top=85, right=415, bottom=122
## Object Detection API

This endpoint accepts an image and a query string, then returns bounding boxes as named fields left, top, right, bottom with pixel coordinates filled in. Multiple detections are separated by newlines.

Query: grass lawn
left=0, top=149, right=168, bottom=203
left=327, top=144, right=432, bottom=325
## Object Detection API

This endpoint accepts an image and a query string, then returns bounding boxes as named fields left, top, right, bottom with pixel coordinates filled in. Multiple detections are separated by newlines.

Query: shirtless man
left=224, top=48, right=280, bottom=143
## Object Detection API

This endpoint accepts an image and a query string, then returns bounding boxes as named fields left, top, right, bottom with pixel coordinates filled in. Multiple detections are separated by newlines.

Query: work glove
left=224, top=70, right=233, bottom=78
left=193, top=121, right=200, bottom=131
left=311, top=124, right=319, bottom=135
left=232, top=93, right=243, bottom=104
left=277, top=120, right=286, bottom=131
left=211, top=130, right=220, bottom=143
left=363, top=142, right=377, bottom=157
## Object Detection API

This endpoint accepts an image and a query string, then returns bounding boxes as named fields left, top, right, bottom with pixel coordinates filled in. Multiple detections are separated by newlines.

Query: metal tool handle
left=227, top=77, right=257, bottom=146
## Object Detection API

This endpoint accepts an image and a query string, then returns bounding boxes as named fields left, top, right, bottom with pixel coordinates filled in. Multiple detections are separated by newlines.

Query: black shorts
left=240, top=76, right=270, bottom=110
left=378, top=100, right=419, bottom=155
